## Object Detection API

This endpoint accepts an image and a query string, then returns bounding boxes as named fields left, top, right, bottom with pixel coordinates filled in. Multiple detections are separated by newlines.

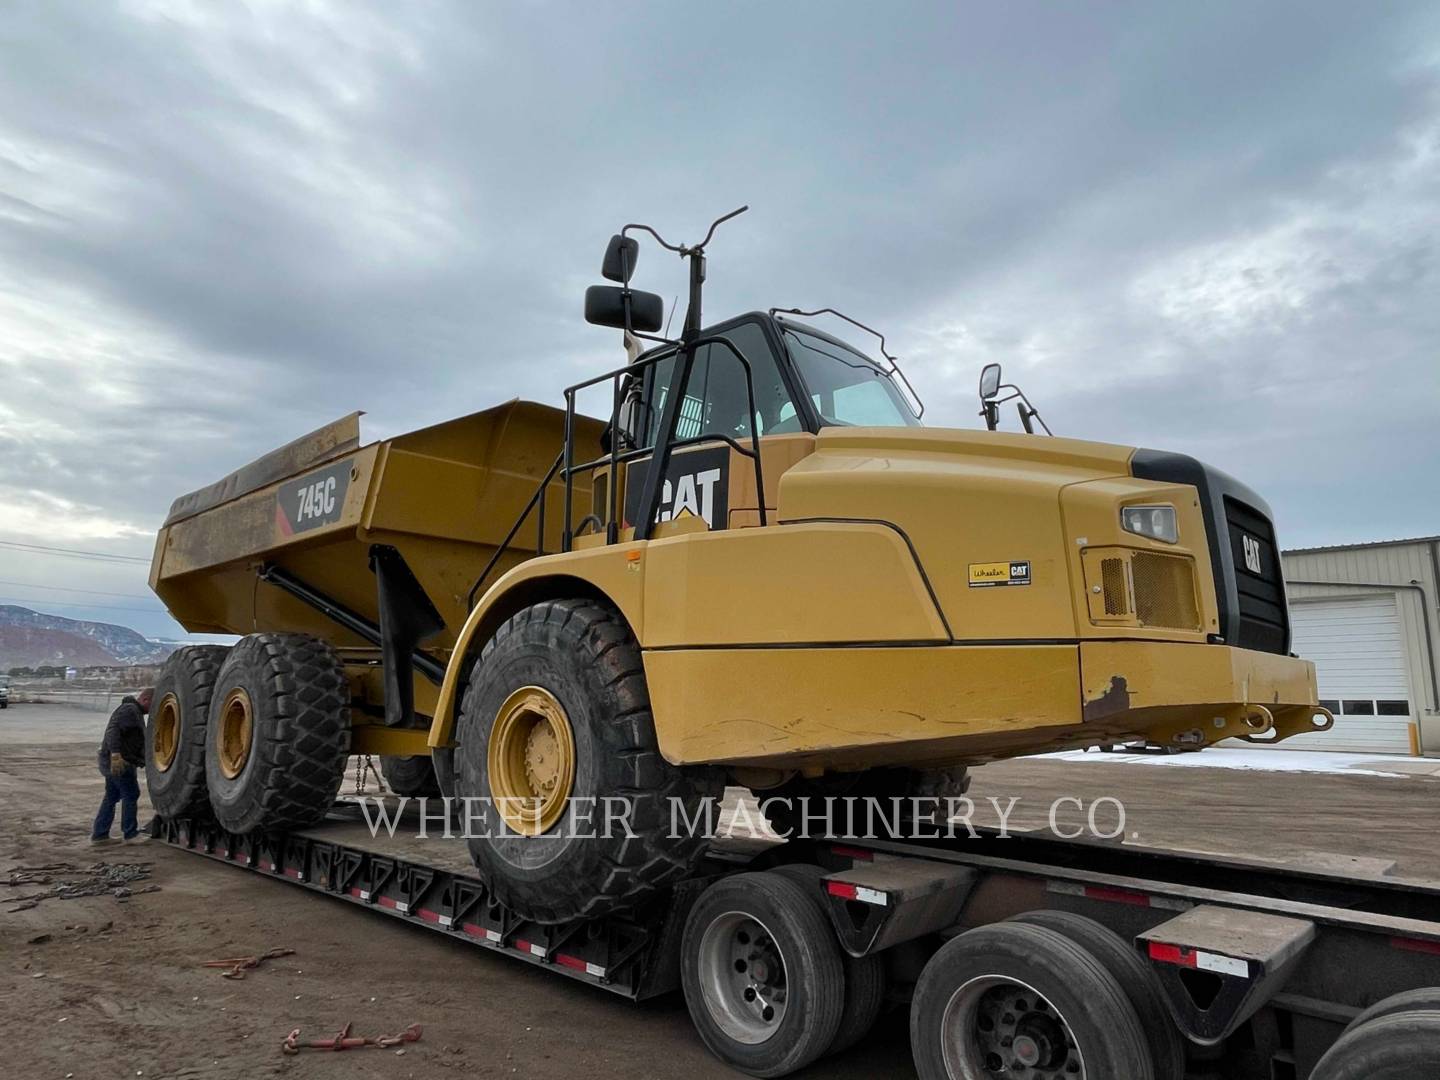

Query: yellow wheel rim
left=487, top=686, right=575, bottom=836
left=152, top=693, right=181, bottom=773
left=217, top=688, right=254, bottom=780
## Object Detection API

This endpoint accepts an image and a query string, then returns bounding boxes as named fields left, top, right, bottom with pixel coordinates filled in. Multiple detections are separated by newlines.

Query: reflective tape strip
left=1148, top=941, right=1250, bottom=979
left=1048, top=880, right=1189, bottom=911
left=825, top=881, right=886, bottom=905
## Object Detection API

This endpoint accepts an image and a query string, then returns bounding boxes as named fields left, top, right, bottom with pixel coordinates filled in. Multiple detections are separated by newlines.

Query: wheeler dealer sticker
left=968, top=560, right=1031, bottom=587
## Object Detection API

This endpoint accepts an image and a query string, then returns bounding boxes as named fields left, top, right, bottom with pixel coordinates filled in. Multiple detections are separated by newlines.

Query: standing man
left=91, top=688, right=153, bottom=845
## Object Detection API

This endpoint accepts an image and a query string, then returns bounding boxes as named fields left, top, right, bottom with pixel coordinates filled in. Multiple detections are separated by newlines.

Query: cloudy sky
left=1, top=1, right=1438, bottom=641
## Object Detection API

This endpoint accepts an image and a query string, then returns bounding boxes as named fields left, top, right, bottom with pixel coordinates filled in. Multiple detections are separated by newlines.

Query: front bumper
left=1079, top=640, right=1327, bottom=747
left=647, top=640, right=1326, bottom=770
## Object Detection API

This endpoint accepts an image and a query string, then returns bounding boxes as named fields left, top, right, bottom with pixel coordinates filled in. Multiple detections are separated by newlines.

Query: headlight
left=1121, top=504, right=1178, bottom=544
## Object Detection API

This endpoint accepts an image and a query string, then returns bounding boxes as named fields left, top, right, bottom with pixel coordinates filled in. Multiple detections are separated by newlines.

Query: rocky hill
left=0, top=605, right=177, bottom=668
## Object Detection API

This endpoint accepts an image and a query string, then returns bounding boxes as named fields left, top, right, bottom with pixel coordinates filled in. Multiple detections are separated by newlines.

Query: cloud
left=1, top=0, right=1438, bottom=638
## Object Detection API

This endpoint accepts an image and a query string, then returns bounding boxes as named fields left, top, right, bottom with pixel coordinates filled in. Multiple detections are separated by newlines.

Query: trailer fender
left=427, top=545, right=648, bottom=748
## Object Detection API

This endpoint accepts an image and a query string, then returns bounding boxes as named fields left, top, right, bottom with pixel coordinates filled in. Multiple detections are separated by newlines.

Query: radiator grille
left=1132, top=552, right=1201, bottom=631
left=1100, top=558, right=1129, bottom=616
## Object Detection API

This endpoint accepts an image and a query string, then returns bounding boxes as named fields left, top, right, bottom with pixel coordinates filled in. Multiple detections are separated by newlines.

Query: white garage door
left=1280, top=595, right=1415, bottom=753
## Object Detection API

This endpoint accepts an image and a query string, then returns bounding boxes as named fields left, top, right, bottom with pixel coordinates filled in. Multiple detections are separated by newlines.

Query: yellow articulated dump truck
left=148, top=208, right=1327, bottom=926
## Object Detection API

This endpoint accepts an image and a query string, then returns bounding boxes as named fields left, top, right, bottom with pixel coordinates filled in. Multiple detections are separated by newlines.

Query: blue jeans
left=92, top=764, right=141, bottom=840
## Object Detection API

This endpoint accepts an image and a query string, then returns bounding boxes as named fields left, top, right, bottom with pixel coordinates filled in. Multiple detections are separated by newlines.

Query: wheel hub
left=488, top=686, right=576, bottom=836
left=217, top=688, right=254, bottom=780
left=697, top=911, right=790, bottom=1045
left=152, top=693, right=181, bottom=773
left=942, top=976, right=1085, bottom=1079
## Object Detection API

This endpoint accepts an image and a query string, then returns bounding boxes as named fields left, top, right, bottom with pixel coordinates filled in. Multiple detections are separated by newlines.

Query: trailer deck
left=154, top=801, right=1440, bottom=1079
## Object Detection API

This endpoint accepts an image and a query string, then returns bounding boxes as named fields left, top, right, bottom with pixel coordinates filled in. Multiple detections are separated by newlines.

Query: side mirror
left=979, top=363, right=1002, bottom=401
left=585, top=285, right=664, bottom=333
left=602, top=235, right=639, bottom=283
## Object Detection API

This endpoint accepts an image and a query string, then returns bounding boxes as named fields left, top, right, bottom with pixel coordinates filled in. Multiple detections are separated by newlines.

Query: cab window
left=782, top=327, right=921, bottom=428
left=638, top=321, right=798, bottom=448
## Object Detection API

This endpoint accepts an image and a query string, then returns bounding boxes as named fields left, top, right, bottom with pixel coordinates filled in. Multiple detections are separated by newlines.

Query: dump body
left=151, top=400, right=602, bottom=722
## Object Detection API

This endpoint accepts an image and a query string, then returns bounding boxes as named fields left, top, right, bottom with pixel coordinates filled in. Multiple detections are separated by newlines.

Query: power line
left=0, top=539, right=150, bottom=564
left=0, top=579, right=155, bottom=600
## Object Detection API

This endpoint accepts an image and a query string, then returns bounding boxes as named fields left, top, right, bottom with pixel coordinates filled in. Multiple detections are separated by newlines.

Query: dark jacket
left=98, top=697, right=146, bottom=770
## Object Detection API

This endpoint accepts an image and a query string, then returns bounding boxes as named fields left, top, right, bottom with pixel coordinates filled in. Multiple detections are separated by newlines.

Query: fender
left=426, top=543, right=648, bottom=748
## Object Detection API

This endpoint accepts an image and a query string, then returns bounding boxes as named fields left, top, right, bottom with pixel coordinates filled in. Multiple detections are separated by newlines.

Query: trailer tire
left=457, top=599, right=723, bottom=924
left=1344, top=986, right=1440, bottom=1033
left=911, top=922, right=1155, bottom=1080
left=379, top=754, right=442, bottom=797
left=682, top=872, right=845, bottom=1077
left=204, top=634, right=350, bottom=834
left=771, top=863, right=889, bottom=1055
left=1011, top=910, right=1185, bottom=1080
left=1311, top=1009, right=1440, bottom=1079
left=146, top=645, right=229, bottom=819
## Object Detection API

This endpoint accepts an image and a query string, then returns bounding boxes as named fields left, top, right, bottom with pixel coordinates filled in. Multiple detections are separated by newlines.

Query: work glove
left=109, top=752, right=125, bottom=776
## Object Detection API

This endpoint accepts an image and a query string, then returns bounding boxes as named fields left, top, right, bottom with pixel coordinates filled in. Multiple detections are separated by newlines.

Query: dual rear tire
left=145, top=633, right=351, bottom=834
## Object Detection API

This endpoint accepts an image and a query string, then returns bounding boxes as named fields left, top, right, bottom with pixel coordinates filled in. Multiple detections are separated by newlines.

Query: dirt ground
left=4, top=704, right=1439, bottom=1080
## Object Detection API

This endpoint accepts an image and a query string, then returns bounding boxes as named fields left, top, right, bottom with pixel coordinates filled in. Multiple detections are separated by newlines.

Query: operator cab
left=624, top=312, right=922, bottom=450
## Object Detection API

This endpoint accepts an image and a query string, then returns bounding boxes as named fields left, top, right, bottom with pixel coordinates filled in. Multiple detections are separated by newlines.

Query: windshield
left=780, top=327, right=921, bottom=428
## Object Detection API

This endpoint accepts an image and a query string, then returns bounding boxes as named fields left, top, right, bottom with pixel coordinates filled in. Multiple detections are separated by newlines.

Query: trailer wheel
left=1311, top=1009, right=1440, bottom=1079
left=146, top=645, right=228, bottom=819
left=204, top=634, right=350, bottom=834
left=911, top=922, right=1155, bottom=1080
left=457, top=599, right=723, bottom=923
left=379, top=754, right=442, bottom=797
left=1344, top=986, right=1440, bottom=1032
left=771, top=863, right=889, bottom=1055
left=1011, top=911, right=1185, bottom=1080
left=682, top=872, right=845, bottom=1077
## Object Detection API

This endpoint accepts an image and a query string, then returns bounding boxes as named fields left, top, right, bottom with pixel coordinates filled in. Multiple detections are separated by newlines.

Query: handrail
left=559, top=334, right=767, bottom=551
left=469, top=333, right=772, bottom=610
left=465, top=451, right=562, bottom=609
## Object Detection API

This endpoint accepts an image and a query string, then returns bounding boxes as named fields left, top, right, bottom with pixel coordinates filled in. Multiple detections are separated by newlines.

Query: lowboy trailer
left=154, top=804, right=1440, bottom=1079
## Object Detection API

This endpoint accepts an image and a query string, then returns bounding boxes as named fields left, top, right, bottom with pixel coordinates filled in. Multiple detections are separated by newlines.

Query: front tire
left=457, top=599, right=722, bottom=924
left=204, top=634, right=350, bottom=834
left=146, top=645, right=228, bottom=818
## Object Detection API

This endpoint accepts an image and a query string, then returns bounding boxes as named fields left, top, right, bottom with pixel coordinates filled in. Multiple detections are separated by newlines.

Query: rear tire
left=682, top=872, right=845, bottom=1077
left=146, top=645, right=228, bottom=819
left=205, top=634, right=350, bottom=834
left=380, top=754, right=442, bottom=797
left=910, top=922, right=1155, bottom=1080
left=1312, top=1009, right=1440, bottom=1079
left=1011, top=910, right=1185, bottom=1080
left=770, top=862, right=888, bottom=1056
left=457, top=599, right=723, bottom=923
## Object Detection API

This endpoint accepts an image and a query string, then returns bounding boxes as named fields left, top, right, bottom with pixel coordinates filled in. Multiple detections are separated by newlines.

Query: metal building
left=1280, top=536, right=1440, bottom=757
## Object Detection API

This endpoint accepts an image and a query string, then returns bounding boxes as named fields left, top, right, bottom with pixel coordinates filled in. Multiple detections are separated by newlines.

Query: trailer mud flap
left=820, top=858, right=977, bottom=957
left=1139, top=905, right=1315, bottom=1045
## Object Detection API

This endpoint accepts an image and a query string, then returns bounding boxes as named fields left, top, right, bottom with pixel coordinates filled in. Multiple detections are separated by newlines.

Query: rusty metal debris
left=6, top=862, right=156, bottom=911
left=282, top=1021, right=422, bottom=1054
left=202, top=946, right=295, bottom=979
